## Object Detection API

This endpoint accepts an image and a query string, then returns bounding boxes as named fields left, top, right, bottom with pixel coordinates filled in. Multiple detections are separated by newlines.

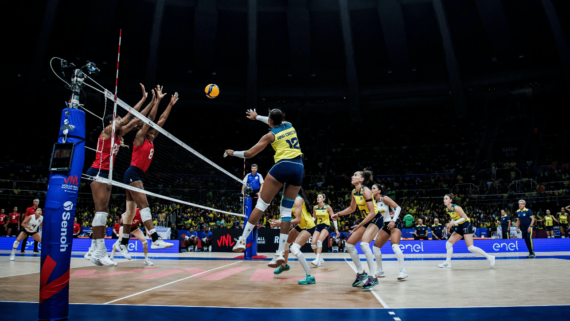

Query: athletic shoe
left=88, top=252, right=103, bottom=266
left=151, top=238, right=173, bottom=250
left=117, top=243, right=131, bottom=260
left=489, top=256, right=496, bottom=268
left=9, top=254, right=15, bottom=261
left=232, top=236, right=246, bottom=252
left=144, top=259, right=154, bottom=266
left=320, top=258, right=325, bottom=265
left=352, top=271, right=368, bottom=287
left=98, top=252, right=117, bottom=267
left=527, top=253, right=536, bottom=259
left=311, top=259, right=319, bottom=266
left=33, top=251, right=39, bottom=254
left=268, top=254, right=285, bottom=268
left=274, top=264, right=290, bottom=275
left=376, top=268, right=385, bottom=278
left=397, top=268, right=408, bottom=280
left=316, top=259, right=323, bottom=267
left=298, top=275, right=316, bottom=285
left=84, top=251, right=93, bottom=261
left=438, top=262, right=452, bottom=268
left=362, top=276, right=379, bottom=290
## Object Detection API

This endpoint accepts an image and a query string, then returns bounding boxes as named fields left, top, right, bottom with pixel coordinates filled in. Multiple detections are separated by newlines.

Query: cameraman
left=242, top=164, right=264, bottom=208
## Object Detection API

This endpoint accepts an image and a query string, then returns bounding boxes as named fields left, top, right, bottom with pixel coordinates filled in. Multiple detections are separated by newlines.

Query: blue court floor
left=1, top=302, right=569, bottom=321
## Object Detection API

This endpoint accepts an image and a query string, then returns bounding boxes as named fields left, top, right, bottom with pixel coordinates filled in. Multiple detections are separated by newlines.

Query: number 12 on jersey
left=286, top=138, right=300, bottom=149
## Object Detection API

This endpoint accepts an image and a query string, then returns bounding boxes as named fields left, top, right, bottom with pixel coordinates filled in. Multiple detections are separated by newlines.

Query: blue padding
left=281, top=197, right=294, bottom=208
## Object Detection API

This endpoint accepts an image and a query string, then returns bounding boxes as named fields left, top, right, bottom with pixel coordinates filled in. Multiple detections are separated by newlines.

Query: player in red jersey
left=85, top=84, right=157, bottom=267
left=121, top=86, right=178, bottom=256
left=21, top=199, right=40, bottom=254
left=111, top=209, right=154, bottom=266
left=0, top=209, right=7, bottom=237
left=7, top=207, right=20, bottom=237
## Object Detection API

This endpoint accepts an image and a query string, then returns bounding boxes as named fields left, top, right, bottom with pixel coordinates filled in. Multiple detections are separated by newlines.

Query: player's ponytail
left=269, top=109, right=285, bottom=126
left=360, top=169, right=373, bottom=186
left=299, top=187, right=312, bottom=211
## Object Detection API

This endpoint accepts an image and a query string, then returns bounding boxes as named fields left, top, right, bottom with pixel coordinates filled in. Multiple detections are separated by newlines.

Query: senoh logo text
left=60, top=202, right=74, bottom=252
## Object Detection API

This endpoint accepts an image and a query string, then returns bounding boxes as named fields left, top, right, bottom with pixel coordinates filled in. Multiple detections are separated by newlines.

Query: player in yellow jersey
left=310, top=194, right=338, bottom=267
left=225, top=109, right=304, bottom=269
left=537, top=210, right=559, bottom=238
left=438, top=193, right=495, bottom=269
left=332, top=170, right=384, bottom=288
left=559, top=207, right=569, bottom=238
left=270, top=188, right=316, bottom=285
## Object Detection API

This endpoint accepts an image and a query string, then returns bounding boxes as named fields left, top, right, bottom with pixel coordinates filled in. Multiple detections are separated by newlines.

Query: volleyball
left=205, top=84, right=219, bottom=99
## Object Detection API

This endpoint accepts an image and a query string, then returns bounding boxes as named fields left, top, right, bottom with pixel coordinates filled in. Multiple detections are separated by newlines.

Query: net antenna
left=108, top=29, right=122, bottom=182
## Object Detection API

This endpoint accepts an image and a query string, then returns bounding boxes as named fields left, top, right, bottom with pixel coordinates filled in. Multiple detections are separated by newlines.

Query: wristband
left=333, top=220, right=338, bottom=230
left=455, top=218, right=466, bottom=224
left=256, top=115, right=269, bottom=124
left=233, top=151, right=245, bottom=158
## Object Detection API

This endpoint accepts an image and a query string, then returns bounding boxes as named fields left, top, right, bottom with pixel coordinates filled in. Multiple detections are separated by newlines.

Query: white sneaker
left=316, top=259, right=323, bottom=267
left=151, top=238, right=173, bottom=250
left=268, top=254, right=285, bottom=268
left=10, top=254, right=15, bottom=261
left=88, top=251, right=103, bottom=266
left=144, top=259, right=154, bottom=266
left=232, top=236, right=246, bottom=252
left=489, top=256, right=496, bottom=268
left=376, top=268, right=385, bottom=278
left=33, top=251, right=39, bottom=254
left=98, top=252, right=117, bottom=267
left=311, top=259, right=319, bottom=266
left=320, top=258, right=325, bottom=264
left=438, top=262, right=452, bottom=268
left=116, top=243, right=131, bottom=260
left=397, top=268, right=408, bottom=280
left=84, top=250, right=94, bottom=261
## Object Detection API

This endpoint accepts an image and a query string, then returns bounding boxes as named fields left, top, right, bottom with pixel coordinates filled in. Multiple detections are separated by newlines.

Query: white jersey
left=25, top=215, right=43, bottom=233
left=377, top=196, right=394, bottom=222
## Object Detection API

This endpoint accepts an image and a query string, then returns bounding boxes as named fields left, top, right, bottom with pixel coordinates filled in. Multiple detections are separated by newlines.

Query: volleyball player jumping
left=438, top=193, right=495, bottom=268
left=121, top=86, right=178, bottom=257
left=85, top=84, right=153, bottom=267
left=10, top=208, right=43, bottom=261
left=332, top=170, right=382, bottom=288
left=225, top=109, right=303, bottom=268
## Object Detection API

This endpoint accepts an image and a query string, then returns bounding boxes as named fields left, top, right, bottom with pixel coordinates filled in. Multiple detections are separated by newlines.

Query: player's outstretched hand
left=156, top=85, right=167, bottom=99
left=140, top=83, right=148, bottom=99
left=169, top=92, right=179, bottom=106
left=224, top=150, right=234, bottom=158
left=246, top=109, right=258, bottom=121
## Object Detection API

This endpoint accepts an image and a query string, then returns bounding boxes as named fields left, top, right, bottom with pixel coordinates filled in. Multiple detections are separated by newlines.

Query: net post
left=39, top=107, right=85, bottom=321
left=244, top=197, right=257, bottom=260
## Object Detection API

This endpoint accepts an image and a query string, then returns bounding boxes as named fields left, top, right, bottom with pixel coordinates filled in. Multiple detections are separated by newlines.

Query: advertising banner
left=0, top=237, right=178, bottom=254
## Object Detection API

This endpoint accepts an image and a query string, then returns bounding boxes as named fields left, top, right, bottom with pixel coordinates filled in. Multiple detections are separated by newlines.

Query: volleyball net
left=51, top=58, right=245, bottom=217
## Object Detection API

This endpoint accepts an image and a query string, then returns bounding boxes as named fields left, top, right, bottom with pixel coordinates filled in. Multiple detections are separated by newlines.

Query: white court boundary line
left=84, top=174, right=245, bottom=217
left=344, top=258, right=389, bottom=308
left=104, top=261, right=242, bottom=304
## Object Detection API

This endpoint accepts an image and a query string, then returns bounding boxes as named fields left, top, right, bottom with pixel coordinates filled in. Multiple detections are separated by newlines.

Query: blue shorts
left=364, top=213, right=384, bottom=229
left=381, top=219, right=403, bottom=234
left=316, top=224, right=331, bottom=233
left=294, top=224, right=315, bottom=235
left=124, top=166, right=145, bottom=184
left=85, top=167, right=109, bottom=183
left=454, top=222, right=474, bottom=237
left=268, top=157, right=303, bottom=186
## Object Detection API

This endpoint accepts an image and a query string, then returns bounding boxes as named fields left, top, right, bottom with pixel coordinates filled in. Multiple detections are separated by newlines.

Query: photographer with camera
left=242, top=164, right=264, bottom=209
